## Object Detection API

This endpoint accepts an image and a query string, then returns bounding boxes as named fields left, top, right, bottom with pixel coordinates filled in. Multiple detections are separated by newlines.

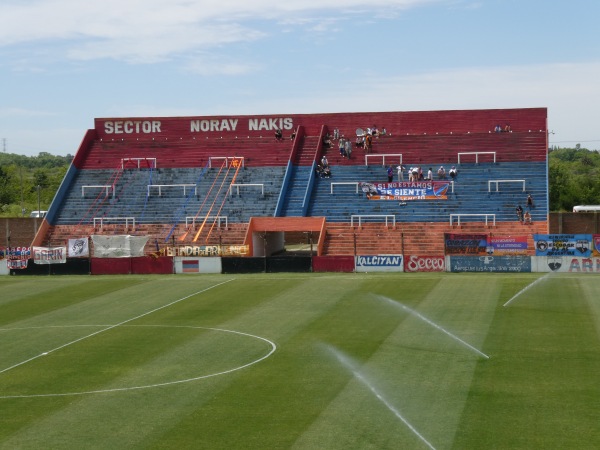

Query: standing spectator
left=333, top=128, right=340, bottom=140
left=411, top=167, right=419, bottom=182
left=427, top=167, right=433, bottom=181
left=397, top=164, right=405, bottom=181
left=516, top=205, right=524, bottom=223
left=345, top=139, right=352, bottom=159
left=339, top=138, right=346, bottom=158
left=364, top=134, right=373, bottom=153
left=526, top=193, right=534, bottom=209
left=321, top=155, right=329, bottom=168
left=387, top=166, right=394, bottom=183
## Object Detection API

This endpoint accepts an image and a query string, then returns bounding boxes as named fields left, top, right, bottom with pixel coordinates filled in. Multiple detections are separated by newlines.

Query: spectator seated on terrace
left=290, top=129, right=297, bottom=140
left=494, top=124, right=502, bottom=133
left=322, top=133, right=332, bottom=148
left=355, top=135, right=365, bottom=148
left=449, top=166, right=457, bottom=179
left=316, top=164, right=331, bottom=178
left=275, top=128, right=283, bottom=141
left=523, top=211, right=532, bottom=225
left=504, top=123, right=512, bottom=132
left=361, top=182, right=377, bottom=198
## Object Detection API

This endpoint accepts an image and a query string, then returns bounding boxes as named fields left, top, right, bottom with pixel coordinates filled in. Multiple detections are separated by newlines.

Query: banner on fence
left=444, top=234, right=488, bottom=255
left=4, top=247, right=31, bottom=270
left=594, top=235, right=600, bottom=256
left=449, top=256, right=531, bottom=273
left=174, top=257, right=222, bottom=274
left=355, top=255, right=404, bottom=272
left=91, top=235, right=149, bottom=258
left=33, top=246, right=67, bottom=264
left=488, top=236, right=529, bottom=255
left=534, top=234, right=592, bottom=257
left=68, top=238, right=90, bottom=258
left=533, top=256, right=600, bottom=273
left=163, top=245, right=249, bottom=257
left=360, top=181, right=450, bottom=201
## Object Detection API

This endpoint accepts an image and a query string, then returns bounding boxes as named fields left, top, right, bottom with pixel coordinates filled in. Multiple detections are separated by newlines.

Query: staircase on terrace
left=279, top=135, right=319, bottom=217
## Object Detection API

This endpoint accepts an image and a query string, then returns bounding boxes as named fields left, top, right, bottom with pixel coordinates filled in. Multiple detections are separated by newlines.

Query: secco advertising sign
left=355, top=255, right=403, bottom=272
left=404, top=255, right=445, bottom=272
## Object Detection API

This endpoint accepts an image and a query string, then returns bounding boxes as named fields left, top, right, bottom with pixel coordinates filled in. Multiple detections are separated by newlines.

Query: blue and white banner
left=449, top=256, right=531, bottom=273
left=355, top=255, right=404, bottom=272
left=361, top=181, right=450, bottom=201
left=534, top=234, right=592, bottom=257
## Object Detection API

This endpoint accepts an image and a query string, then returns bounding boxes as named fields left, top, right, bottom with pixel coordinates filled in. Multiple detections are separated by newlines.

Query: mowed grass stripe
left=454, top=275, right=600, bottom=449
left=141, top=276, right=372, bottom=449
left=2, top=274, right=600, bottom=450
left=0, top=276, right=236, bottom=370
left=1, top=278, right=314, bottom=446
left=0, top=277, right=146, bottom=326
left=292, top=275, right=502, bottom=450
left=0, top=277, right=252, bottom=445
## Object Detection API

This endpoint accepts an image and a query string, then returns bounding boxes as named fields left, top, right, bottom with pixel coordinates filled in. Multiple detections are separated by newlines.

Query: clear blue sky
left=1, top=0, right=599, bottom=156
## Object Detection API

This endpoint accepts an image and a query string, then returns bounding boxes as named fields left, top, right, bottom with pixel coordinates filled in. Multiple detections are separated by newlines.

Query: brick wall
left=0, top=218, right=42, bottom=247
left=2, top=213, right=599, bottom=251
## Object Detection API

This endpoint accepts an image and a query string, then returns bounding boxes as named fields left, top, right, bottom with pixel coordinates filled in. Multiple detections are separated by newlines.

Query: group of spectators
left=316, top=155, right=332, bottom=178
left=516, top=194, right=534, bottom=224
left=494, top=123, right=512, bottom=133
left=275, top=128, right=296, bottom=141
left=392, top=165, right=457, bottom=182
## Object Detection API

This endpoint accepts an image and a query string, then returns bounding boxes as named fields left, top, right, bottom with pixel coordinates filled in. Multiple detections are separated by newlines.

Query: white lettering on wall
left=104, top=121, right=161, bottom=134
left=190, top=119, right=239, bottom=133
left=249, top=117, right=294, bottom=131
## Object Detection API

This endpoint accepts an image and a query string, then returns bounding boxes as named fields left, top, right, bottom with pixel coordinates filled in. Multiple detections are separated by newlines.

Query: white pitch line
left=0, top=325, right=276, bottom=399
left=503, top=273, right=550, bottom=307
left=377, top=296, right=489, bottom=360
left=0, top=279, right=235, bottom=376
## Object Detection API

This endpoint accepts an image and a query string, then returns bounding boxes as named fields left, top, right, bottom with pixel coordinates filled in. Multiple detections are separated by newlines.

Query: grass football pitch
left=1, top=272, right=599, bottom=449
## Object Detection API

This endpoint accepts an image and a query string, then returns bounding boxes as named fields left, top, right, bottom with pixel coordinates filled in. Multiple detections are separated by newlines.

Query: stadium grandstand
left=32, top=107, right=549, bottom=260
